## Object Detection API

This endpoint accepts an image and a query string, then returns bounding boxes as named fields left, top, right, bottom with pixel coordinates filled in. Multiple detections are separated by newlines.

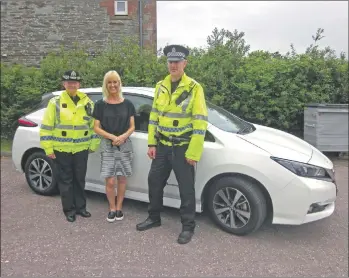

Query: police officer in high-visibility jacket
left=40, top=70, right=100, bottom=222
left=136, top=45, right=208, bottom=244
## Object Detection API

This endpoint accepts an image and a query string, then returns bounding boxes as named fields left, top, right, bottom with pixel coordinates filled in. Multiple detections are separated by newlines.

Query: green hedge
left=1, top=64, right=43, bottom=137
left=1, top=30, right=348, bottom=139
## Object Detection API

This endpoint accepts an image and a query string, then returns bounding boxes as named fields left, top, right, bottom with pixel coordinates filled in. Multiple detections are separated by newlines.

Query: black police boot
left=136, top=217, right=161, bottom=231
left=77, top=209, right=91, bottom=218
left=66, top=213, right=76, bottom=223
left=177, top=230, right=194, bottom=244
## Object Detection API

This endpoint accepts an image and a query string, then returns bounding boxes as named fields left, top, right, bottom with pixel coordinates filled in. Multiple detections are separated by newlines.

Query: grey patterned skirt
left=100, top=137, right=134, bottom=178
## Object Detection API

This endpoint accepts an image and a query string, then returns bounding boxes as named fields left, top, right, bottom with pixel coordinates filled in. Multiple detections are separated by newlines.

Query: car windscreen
left=207, top=101, right=250, bottom=133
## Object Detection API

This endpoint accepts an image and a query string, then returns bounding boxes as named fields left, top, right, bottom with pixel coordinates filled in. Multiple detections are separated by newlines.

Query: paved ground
left=1, top=156, right=348, bottom=277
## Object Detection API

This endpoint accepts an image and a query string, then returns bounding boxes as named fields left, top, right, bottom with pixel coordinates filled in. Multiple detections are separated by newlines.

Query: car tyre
left=207, top=176, right=267, bottom=236
left=24, top=152, right=58, bottom=196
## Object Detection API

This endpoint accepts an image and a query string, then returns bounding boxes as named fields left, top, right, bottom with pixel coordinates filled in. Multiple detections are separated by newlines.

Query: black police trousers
left=148, top=143, right=196, bottom=231
left=54, top=150, right=89, bottom=215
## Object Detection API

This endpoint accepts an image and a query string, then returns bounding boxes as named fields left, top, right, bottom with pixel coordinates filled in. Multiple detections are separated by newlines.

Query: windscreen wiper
left=237, top=125, right=252, bottom=134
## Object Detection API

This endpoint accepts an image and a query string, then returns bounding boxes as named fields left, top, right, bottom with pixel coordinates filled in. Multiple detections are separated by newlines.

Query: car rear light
left=18, top=117, right=38, bottom=127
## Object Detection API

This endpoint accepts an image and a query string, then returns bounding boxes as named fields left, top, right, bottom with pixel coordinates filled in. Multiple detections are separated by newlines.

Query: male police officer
left=40, top=70, right=100, bottom=222
left=136, top=45, right=208, bottom=244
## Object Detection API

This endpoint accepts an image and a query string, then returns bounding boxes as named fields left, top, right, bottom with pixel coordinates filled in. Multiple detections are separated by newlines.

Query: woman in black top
left=92, top=70, right=136, bottom=222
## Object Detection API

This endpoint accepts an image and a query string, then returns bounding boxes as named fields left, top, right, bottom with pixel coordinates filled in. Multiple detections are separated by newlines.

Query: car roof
left=51, top=87, right=155, bottom=97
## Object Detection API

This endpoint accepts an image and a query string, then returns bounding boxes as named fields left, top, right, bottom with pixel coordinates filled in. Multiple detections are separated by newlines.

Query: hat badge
left=171, top=47, right=176, bottom=53
left=71, top=71, right=76, bottom=77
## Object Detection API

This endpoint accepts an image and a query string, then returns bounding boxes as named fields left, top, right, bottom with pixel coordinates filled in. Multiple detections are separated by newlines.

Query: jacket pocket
left=156, top=92, right=169, bottom=107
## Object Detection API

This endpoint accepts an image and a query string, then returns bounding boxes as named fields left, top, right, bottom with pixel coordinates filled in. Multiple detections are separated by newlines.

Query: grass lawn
left=1, top=139, right=12, bottom=152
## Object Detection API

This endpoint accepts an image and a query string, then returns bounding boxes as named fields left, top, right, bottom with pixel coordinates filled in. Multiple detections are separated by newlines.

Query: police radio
left=85, top=103, right=92, bottom=116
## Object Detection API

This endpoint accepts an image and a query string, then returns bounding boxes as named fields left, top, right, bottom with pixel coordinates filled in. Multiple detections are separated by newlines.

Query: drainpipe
left=139, top=0, right=143, bottom=50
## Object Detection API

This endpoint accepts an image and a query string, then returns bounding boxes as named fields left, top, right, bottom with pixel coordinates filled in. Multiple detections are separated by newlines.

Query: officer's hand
left=147, top=147, right=156, bottom=159
left=186, top=158, right=196, bottom=166
left=48, top=153, right=56, bottom=159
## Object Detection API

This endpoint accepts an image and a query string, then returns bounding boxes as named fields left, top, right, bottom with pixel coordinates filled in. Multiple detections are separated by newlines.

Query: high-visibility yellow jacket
left=40, top=91, right=101, bottom=155
left=148, top=73, right=208, bottom=161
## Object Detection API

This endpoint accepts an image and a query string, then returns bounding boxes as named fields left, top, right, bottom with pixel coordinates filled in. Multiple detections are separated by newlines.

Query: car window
left=88, top=92, right=219, bottom=140
left=124, top=94, right=153, bottom=133
left=87, top=92, right=152, bottom=132
left=125, top=94, right=216, bottom=141
left=88, top=93, right=103, bottom=103
left=207, top=102, right=247, bottom=133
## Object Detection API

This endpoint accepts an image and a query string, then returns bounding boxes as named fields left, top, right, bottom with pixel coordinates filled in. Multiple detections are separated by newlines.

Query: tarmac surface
left=1, top=156, right=348, bottom=277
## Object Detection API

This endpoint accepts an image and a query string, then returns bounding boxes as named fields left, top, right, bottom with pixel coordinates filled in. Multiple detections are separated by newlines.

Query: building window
left=114, top=1, right=128, bottom=15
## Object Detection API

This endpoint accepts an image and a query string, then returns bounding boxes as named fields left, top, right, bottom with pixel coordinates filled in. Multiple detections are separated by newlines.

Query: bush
left=1, top=29, right=348, bottom=139
left=1, top=64, right=43, bottom=138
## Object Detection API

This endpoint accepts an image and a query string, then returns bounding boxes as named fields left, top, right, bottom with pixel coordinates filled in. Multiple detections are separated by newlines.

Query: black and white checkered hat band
left=63, top=75, right=81, bottom=80
left=167, top=51, right=186, bottom=58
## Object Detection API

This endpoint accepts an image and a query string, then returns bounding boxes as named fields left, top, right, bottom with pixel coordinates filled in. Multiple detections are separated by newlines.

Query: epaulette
left=188, top=77, right=198, bottom=88
left=188, top=79, right=198, bottom=91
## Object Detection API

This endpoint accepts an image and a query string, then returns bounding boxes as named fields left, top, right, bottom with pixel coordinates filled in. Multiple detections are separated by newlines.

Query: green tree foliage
left=1, top=64, right=43, bottom=136
left=1, top=29, right=348, bottom=139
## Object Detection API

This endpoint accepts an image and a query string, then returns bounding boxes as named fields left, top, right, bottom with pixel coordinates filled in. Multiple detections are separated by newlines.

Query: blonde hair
left=102, top=70, right=123, bottom=99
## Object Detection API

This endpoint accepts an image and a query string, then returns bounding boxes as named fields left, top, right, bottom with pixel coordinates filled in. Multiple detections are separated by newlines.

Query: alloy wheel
left=28, top=158, right=53, bottom=191
left=212, top=187, right=251, bottom=229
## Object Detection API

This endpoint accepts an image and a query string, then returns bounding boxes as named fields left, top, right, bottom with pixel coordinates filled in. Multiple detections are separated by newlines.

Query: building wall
left=0, top=0, right=157, bottom=66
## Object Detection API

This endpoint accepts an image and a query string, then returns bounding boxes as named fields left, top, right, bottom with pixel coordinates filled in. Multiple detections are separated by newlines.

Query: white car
left=11, top=87, right=338, bottom=235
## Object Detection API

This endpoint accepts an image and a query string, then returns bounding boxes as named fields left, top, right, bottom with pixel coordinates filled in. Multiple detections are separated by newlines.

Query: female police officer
left=40, top=70, right=100, bottom=222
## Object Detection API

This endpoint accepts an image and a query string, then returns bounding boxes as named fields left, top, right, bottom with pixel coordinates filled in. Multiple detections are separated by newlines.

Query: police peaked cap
left=62, top=70, right=82, bottom=81
left=163, top=44, right=189, bottom=61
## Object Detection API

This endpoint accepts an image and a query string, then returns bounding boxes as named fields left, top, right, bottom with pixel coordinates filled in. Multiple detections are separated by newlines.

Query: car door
left=85, top=92, right=181, bottom=196
left=121, top=94, right=154, bottom=193
left=122, top=94, right=179, bottom=194
left=85, top=93, right=105, bottom=185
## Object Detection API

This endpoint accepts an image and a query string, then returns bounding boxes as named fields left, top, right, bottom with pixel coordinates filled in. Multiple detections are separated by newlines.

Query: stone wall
left=0, top=0, right=157, bottom=66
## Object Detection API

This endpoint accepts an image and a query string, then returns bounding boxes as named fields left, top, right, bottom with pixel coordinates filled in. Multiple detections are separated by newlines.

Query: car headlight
left=270, top=157, right=334, bottom=182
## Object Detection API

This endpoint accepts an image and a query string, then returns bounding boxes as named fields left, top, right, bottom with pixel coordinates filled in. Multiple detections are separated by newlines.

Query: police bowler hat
left=163, top=44, right=189, bottom=62
left=62, top=70, right=82, bottom=81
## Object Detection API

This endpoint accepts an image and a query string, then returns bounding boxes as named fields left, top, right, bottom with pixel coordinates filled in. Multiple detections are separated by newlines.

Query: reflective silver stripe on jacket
left=192, top=114, right=208, bottom=121
left=180, top=83, right=196, bottom=112
left=181, top=93, right=193, bottom=112
left=156, top=111, right=207, bottom=120
left=160, top=112, right=192, bottom=118
left=55, top=101, right=60, bottom=124
left=40, top=124, right=54, bottom=130
left=55, top=124, right=90, bottom=130
left=156, top=82, right=165, bottom=98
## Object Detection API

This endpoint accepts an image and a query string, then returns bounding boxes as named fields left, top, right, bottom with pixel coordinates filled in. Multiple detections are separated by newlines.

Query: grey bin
left=304, top=103, right=348, bottom=152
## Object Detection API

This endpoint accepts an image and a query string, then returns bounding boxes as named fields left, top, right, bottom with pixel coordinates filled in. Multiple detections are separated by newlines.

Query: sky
left=156, top=1, right=348, bottom=56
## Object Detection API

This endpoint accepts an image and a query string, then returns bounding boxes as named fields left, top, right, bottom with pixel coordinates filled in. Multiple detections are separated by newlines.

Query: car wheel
left=207, top=176, right=267, bottom=236
left=24, top=152, right=58, bottom=196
